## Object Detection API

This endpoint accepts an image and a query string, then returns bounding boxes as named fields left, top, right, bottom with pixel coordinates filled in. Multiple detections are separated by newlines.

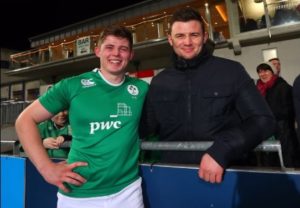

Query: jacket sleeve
left=206, top=73, right=276, bottom=168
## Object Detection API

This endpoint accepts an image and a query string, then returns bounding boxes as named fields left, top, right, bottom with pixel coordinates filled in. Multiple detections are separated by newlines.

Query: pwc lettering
left=89, top=121, right=122, bottom=134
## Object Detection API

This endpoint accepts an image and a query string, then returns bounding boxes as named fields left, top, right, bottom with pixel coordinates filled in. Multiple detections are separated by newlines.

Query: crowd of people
left=15, top=7, right=300, bottom=208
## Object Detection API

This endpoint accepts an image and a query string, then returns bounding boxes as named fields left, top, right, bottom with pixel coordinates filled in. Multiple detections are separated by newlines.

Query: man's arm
left=199, top=77, right=276, bottom=184
left=15, top=100, right=87, bottom=192
left=206, top=78, right=276, bottom=168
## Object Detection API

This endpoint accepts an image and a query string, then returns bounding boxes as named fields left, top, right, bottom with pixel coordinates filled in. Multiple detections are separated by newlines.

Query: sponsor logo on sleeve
left=81, top=79, right=96, bottom=88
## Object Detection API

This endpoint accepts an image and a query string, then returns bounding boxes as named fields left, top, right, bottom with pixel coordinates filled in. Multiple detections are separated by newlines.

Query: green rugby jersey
left=39, top=68, right=149, bottom=198
left=38, top=120, right=71, bottom=158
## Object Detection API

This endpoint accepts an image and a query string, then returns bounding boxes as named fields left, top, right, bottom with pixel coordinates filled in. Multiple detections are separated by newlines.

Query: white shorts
left=57, top=177, right=144, bottom=208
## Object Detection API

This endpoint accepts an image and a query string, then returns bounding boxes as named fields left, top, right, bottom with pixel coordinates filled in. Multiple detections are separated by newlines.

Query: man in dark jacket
left=294, top=74, right=300, bottom=143
left=139, top=7, right=276, bottom=183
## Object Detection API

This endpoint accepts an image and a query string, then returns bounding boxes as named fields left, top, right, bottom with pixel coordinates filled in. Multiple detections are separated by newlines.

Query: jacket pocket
left=199, top=87, right=233, bottom=120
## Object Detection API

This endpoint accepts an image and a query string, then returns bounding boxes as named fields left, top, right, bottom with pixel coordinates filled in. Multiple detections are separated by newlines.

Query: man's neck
left=98, top=69, right=125, bottom=86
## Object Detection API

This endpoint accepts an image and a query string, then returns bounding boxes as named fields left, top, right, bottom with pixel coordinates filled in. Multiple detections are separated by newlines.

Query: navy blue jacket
left=140, top=47, right=276, bottom=168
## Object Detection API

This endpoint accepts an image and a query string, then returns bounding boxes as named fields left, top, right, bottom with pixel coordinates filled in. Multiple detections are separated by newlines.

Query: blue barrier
left=25, top=158, right=58, bottom=208
left=1, top=156, right=25, bottom=208
left=1, top=156, right=58, bottom=208
left=1, top=156, right=300, bottom=208
left=141, top=164, right=300, bottom=208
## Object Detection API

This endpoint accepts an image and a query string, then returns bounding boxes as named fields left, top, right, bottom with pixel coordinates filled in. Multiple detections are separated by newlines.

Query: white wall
left=214, top=38, right=300, bottom=85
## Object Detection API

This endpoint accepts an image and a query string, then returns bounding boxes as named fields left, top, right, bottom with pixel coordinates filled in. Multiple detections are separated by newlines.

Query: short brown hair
left=98, top=25, right=133, bottom=50
left=169, top=7, right=205, bottom=34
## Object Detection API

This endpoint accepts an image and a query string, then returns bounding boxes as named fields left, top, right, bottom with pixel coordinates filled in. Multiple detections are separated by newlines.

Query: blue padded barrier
left=1, top=156, right=25, bottom=208
left=141, top=164, right=300, bottom=208
left=1, top=156, right=300, bottom=208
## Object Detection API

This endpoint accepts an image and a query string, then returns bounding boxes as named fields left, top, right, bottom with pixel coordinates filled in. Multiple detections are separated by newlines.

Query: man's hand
left=198, top=153, right=224, bottom=183
left=40, top=160, right=88, bottom=193
left=43, top=136, right=65, bottom=149
left=43, top=137, right=59, bottom=149
left=56, top=136, right=65, bottom=146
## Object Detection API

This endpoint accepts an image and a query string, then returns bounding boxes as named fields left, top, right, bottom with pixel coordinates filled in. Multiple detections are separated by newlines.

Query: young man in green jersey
left=16, top=25, right=148, bottom=208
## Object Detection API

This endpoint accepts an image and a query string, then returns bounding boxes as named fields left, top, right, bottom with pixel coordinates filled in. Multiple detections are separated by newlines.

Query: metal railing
left=1, top=140, right=285, bottom=168
left=1, top=140, right=20, bottom=155
left=1, top=101, right=32, bottom=125
left=62, top=140, right=285, bottom=168
left=140, top=140, right=285, bottom=168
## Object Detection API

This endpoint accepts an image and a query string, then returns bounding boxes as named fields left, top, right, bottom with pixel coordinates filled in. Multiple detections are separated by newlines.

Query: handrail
left=1, top=140, right=20, bottom=155
left=3, top=140, right=285, bottom=168
left=140, top=140, right=285, bottom=168
left=61, top=140, right=285, bottom=168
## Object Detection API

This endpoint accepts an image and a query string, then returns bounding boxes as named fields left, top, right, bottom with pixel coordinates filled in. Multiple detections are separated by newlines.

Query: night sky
left=0, top=0, right=143, bottom=50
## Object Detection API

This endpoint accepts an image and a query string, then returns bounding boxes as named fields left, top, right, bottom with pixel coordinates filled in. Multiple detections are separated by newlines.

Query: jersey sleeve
left=39, top=79, right=71, bottom=115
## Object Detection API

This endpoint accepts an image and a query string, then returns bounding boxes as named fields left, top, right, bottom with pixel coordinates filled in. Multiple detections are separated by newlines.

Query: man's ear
left=94, top=46, right=100, bottom=58
left=203, top=32, right=209, bottom=44
left=129, top=50, right=134, bottom=61
left=167, top=34, right=173, bottom=46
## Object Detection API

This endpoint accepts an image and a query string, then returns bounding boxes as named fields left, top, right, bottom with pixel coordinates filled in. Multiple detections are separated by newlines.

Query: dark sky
left=0, top=0, right=143, bottom=50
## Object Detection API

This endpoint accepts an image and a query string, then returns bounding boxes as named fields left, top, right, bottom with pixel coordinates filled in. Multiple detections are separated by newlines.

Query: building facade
left=2, top=0, right=300, bottom=101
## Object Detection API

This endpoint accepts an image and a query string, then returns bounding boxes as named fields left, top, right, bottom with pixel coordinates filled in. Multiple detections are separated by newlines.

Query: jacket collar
left=172, top=43, right=212, bottom=71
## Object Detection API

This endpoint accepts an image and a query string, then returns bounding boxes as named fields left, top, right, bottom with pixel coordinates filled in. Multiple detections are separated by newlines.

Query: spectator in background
left=268, top=57, right=281, bottom=76
left=15, top=25, right=148, bottom=208
left=258, top=14, right=272, bottom=29
left=240, top=17, right=258, bottom=32
left=256, top=62, right=300, bottom=167
left=293, top=74, right=300, bottom=144
left=39, top=110, right=72, bottom=158
left=140, top=7, right=275, bottom=184
left=297, top=3, right=300, bottom=14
